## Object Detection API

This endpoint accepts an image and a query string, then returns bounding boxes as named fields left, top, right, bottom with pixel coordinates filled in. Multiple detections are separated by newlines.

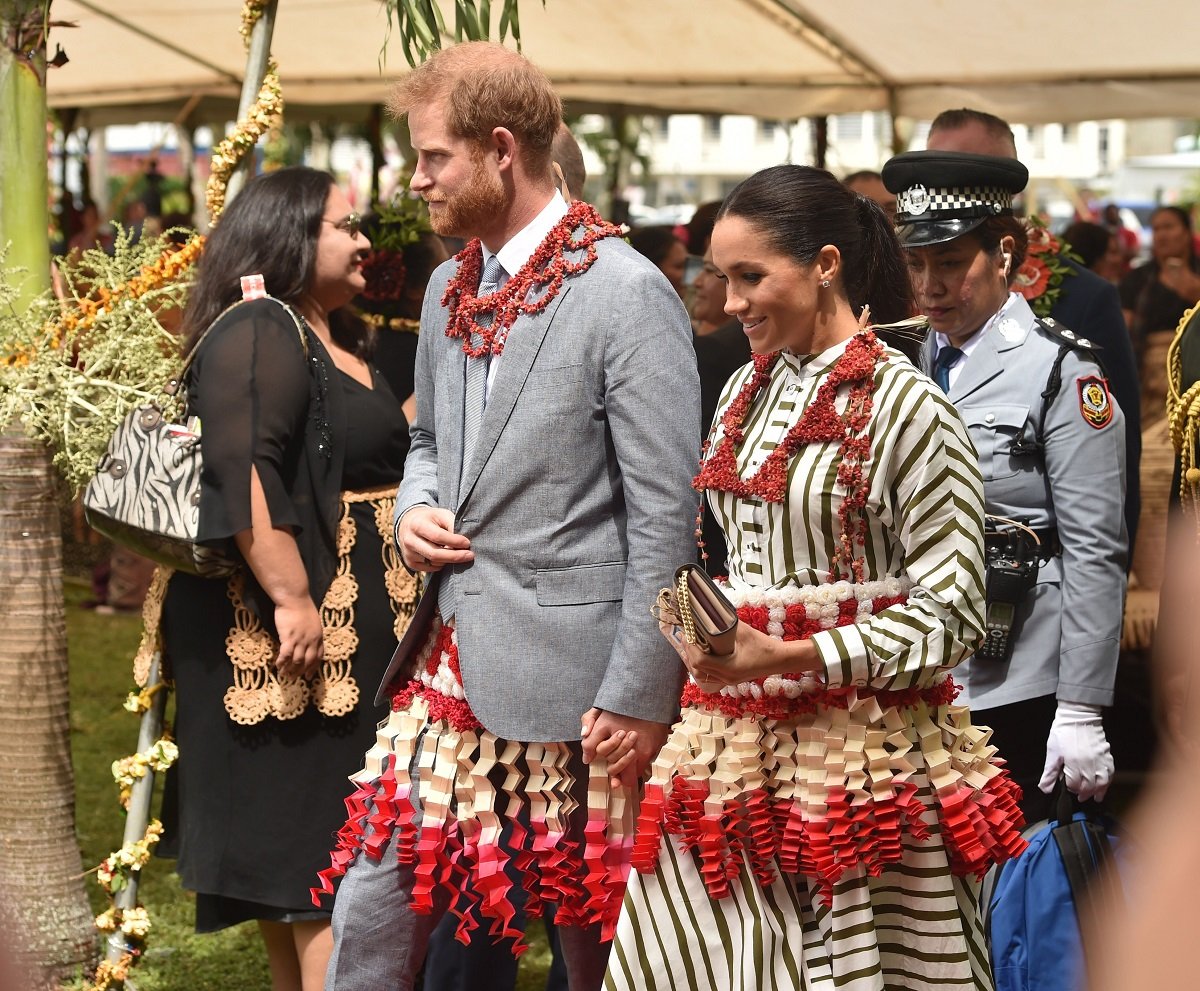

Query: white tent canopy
left=48, top=0, right=1200, bottom=126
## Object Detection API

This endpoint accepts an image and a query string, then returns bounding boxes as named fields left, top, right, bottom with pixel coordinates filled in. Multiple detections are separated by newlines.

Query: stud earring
left=820, top=279, right=831, bottom=288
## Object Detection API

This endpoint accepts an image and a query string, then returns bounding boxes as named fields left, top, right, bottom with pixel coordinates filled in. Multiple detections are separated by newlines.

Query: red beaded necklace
left=441, top=200, right=624, bottom=358
left=694, top=331, right=885, bottom=581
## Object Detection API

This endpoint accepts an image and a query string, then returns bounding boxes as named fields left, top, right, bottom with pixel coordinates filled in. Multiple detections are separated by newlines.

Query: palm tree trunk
left=0, top=2, right=97, bottom=985
left=0, top=434, right=96, bottom=987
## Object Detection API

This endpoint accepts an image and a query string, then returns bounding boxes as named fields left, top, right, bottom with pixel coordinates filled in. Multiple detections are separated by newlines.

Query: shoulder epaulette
left=1036, top=316, right=1101, bottom=351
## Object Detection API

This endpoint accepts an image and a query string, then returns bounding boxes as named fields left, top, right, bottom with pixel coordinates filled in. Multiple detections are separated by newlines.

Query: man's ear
left=492, top=127, right=517, bottom=174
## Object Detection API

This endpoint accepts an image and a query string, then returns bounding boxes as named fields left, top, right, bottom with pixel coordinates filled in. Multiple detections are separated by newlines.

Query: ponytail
left=848, top=194, right=915, bottom=325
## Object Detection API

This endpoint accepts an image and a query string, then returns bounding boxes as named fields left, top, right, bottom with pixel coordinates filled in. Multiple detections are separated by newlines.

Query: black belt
left=984, top=526, right=1061, bottom=559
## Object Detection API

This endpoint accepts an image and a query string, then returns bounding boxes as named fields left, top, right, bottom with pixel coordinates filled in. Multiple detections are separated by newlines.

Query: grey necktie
left=439, top=254, right=505, bottom=621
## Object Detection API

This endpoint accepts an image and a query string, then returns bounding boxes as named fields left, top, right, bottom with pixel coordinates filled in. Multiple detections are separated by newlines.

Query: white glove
left=1038, top=700, right=1114, bottom=802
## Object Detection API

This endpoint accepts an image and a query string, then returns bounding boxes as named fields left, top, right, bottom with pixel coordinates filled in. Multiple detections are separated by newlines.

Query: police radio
left=978, top=518, right=1041, bottom=663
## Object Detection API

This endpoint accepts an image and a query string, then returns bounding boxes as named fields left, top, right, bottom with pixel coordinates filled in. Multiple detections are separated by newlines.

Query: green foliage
left=0, top=229, right=192, bottom=495
left=371, top=190, right=433, bottom=253
left=378, top=0, right=544, bottom=67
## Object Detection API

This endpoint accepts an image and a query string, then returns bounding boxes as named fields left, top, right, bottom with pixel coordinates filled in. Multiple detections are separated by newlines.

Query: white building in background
left=623, top=112, right=1196, bottom=223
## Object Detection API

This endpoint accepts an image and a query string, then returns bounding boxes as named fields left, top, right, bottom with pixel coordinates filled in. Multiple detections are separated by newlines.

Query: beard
left=427, top=153, right=507, bottom=239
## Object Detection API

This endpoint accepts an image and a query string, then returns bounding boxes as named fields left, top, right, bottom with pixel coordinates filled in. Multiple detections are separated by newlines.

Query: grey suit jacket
left=920, top=295, right=1127, bottom=710
left=377, top=236, right=700, bottom=742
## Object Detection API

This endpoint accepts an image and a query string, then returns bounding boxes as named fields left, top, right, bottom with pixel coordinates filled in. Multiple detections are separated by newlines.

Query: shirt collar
left=482, top=192, right=569, bottom=278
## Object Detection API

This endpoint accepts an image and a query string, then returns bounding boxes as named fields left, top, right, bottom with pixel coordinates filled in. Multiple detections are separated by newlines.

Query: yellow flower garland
left=204, top=64, right=285, bottom=223
left=111, top=739, right=178, bottom=810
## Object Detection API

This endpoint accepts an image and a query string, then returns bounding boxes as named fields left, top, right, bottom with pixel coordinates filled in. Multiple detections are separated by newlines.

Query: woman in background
left=628, top=224, right=689, bottom=298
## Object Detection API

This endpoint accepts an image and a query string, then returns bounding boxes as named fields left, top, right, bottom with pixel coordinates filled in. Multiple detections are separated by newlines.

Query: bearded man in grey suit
left=322, top=42, right=700, bottom=991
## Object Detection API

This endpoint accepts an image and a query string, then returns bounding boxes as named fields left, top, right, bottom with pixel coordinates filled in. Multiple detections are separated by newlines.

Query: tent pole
left=226, top=0, right=279, bottom=204
left=103, top=655, right=169, bottom=966
left=368, top=103, right=384, bottom=206
left=811, top=116, right=827, bottom=169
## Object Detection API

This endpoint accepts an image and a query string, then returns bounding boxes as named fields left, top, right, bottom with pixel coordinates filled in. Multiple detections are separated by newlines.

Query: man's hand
left=581, top=708, right=671, bottom=790
left=398, top=505, right=474, bottom=573
left=274, top=596, right=324, bottom=679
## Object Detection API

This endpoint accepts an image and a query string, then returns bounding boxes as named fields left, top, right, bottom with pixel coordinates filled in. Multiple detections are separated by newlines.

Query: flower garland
left=95, top=822, right=164, bottom=902
left=205, top=0, right=284, bottom=223
left=0, top=230, right=196, bottom=492
left=83, top=820, right=164, bottom=989
left=205, top=65, right=284, bottom=223
left=111, top=737, right=178, bottom=810
left=1013, top=216, right=1080, bottom=318
left=694, top=332, right=885, bottom=581
left=442, top=200, right=624, bottom=357
left=82, top=735, right=175, bottom=991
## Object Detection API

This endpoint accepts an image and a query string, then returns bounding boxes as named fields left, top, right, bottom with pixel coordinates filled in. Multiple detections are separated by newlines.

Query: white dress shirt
left=933, top=292, right=1021, bottom=390
left=479, top=191, right=569, bottom=397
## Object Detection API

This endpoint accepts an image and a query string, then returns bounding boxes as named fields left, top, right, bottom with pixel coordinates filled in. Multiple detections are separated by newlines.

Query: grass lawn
left=66, top=579, right=554, bottom=990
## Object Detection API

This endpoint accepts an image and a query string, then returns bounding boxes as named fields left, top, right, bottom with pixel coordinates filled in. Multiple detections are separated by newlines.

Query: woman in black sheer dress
left=159, top=167, right=417, bottom=990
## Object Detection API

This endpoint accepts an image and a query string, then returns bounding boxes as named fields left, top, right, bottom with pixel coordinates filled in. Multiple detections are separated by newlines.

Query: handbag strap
left=1049, top=775, right=1124, bottom=952
left=176, top=294, right=310, bottom=395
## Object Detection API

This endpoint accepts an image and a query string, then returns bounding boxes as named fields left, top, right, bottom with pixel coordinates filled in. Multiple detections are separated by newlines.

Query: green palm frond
left=378, top=0, right=543, bottom=66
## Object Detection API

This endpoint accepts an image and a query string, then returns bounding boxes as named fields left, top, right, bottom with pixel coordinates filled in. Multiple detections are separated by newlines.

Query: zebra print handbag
left=82, top=289, right=307, bottom=577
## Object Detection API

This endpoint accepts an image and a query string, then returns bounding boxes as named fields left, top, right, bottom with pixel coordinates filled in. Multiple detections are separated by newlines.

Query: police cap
left=881, top=150, right=1029, bottom=249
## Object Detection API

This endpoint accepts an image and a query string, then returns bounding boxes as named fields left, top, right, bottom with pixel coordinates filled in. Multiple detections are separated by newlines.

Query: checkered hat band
left=897, top=185, right=1012, bottom=217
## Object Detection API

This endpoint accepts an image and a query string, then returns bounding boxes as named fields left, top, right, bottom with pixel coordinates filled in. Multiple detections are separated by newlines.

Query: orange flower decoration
left=1013, top=257, right=1051, bottom=300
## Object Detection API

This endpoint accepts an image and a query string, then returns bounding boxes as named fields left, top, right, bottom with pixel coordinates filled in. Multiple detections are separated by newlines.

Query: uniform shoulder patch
left=1077, top=374, right=1113, bottom=429
left=1036, top=318, right=1099, bottom=350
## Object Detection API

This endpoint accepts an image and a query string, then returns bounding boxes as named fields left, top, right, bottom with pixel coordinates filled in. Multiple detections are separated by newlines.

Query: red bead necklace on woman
left=694, top=331, right=885, bottom=581
left=441, top=200, right=624, bottom=358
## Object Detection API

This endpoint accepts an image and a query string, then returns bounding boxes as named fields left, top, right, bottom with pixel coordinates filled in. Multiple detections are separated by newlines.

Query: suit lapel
left=456, top=285, right=572, bottom=513
left=443, top=340, right=467, bottom=506
left=948, top=325, right=1006, bottom=403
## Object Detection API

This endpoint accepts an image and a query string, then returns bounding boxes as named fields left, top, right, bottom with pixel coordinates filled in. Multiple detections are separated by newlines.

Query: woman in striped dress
left=604, top=166, right=1028, bottom=991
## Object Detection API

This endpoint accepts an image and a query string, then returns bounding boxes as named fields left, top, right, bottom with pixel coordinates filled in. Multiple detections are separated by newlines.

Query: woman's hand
left=581, top=707, right=671, bottom=789
left=274, top=596, right=324, bottom=679
left=662, top=620, right=821, bottom=688
left=1159, top=259, right=1200, bottom=304
left=580, top=707, right=643, bottom=788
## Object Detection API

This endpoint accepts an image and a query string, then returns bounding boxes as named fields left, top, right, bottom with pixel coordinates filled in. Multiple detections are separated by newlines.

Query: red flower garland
left=694, top=332, right=885, bottom=581
left=442, top=201, right=624, bottom=358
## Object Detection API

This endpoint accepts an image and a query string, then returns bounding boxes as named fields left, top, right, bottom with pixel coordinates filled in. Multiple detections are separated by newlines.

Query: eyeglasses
left=325, top=212, right=363, bottom=238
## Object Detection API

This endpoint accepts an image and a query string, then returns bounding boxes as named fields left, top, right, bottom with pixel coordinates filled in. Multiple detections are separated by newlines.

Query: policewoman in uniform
left=882, top=150, right=1128, bottom=821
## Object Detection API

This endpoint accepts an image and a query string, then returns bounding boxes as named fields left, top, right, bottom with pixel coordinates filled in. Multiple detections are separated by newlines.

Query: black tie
left=933, top=346, right=963, bottom=393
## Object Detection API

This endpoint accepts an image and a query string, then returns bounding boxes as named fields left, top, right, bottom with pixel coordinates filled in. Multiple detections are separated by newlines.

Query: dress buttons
left=853, top=678, right=867, bottom=687
left=985, top=413, right=996, bottom=424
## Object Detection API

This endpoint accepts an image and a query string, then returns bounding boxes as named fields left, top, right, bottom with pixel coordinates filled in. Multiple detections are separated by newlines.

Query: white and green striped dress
left=606, top=337, right=1027, bottom=991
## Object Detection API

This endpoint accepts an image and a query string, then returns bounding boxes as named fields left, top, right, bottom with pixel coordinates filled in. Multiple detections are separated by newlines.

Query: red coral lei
left=693, top=331, right=885, bottom=581
left=441, top=201, right=624, bottom=358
